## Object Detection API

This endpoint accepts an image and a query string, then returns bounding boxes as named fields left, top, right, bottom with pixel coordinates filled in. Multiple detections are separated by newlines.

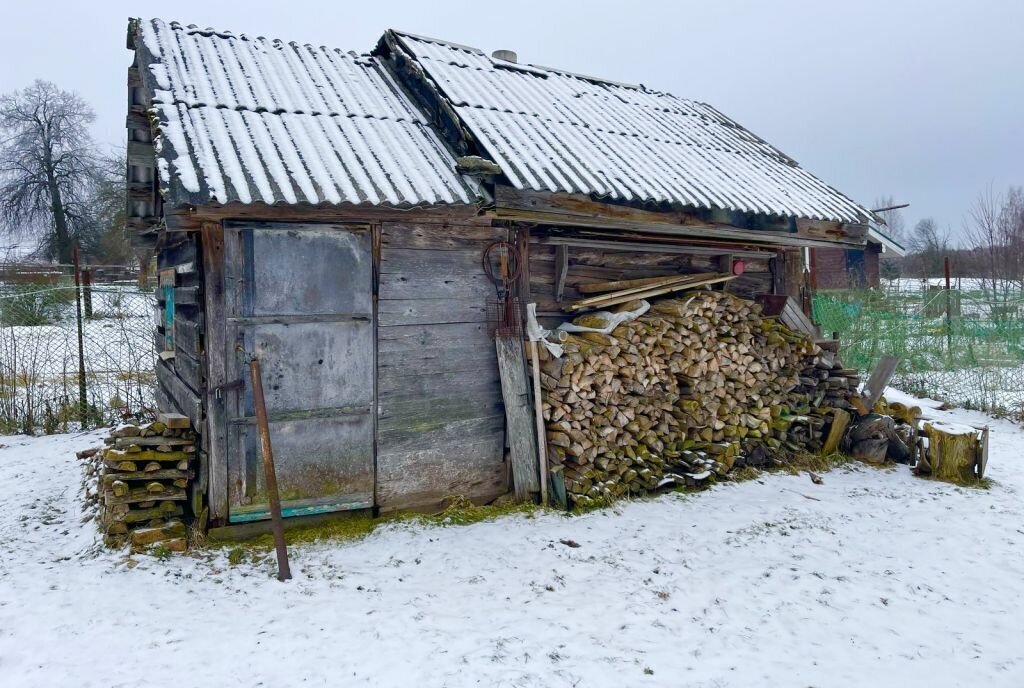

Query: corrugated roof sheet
left=394, top=32, right=873, bottom=224
left=136, top=20, right=480, bottom=208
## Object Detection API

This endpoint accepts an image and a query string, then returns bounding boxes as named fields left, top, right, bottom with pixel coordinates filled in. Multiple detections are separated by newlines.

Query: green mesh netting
left=813, top=284, right=1024, bottom=415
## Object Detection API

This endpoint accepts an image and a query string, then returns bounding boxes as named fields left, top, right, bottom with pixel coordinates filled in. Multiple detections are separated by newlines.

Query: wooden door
left=223, top=222, right=375, bottom=523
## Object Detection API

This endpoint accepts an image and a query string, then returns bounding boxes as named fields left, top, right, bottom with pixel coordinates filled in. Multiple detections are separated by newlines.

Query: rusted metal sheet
left=224, top=222, right=375, bottom=522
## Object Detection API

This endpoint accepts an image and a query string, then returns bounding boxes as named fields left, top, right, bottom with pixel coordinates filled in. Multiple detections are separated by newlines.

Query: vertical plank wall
left=375, top=220, right=509, bottom=511
left=154, top=232, right=206, bottom=517
left=154, top=233, right=203, bottom=425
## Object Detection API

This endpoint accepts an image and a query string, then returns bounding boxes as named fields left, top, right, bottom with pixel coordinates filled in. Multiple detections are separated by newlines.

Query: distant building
left=810, top=225, right=905, bottom=289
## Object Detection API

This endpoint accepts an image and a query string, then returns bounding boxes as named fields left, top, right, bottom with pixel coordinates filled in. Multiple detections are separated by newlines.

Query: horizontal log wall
left=526, top=236, right=775, bottom=322
left=375, top=220, right=509, bottom=511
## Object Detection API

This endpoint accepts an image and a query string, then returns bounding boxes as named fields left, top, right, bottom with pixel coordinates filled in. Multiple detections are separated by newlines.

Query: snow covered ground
left=0, top=390, right=1022, bottom=687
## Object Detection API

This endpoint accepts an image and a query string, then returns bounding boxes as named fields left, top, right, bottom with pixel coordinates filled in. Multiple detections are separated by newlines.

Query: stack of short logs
left=99, top=413, right=194, bottom=549
left=536, top=291, right=863, bottom=507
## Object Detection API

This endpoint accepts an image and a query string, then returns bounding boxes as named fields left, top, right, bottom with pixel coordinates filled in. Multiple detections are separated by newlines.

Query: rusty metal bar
left=71, top=243, right=87, bottom=426
left=247, top=354, right=292, bottom=582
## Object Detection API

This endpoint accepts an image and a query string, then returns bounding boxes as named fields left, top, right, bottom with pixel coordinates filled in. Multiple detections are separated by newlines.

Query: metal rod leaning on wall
left=71, top=242, right=87, bottom=426
left=244, top=349, right=292, bottom=581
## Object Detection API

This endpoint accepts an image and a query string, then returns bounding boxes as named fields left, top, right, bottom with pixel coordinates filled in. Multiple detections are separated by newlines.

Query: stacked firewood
left=99, top=413, right=193, bottom=549
left=535, top=291, right=861, bottom=507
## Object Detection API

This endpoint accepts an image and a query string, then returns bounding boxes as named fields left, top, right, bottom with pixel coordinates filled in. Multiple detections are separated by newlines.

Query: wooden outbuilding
left=126, top=19, right=877, bottom=527
left=809, top=224, right=905, bottom=289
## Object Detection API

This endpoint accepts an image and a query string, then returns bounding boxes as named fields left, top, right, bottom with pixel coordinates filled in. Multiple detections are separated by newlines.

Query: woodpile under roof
left=535, top=290, right=862, bottom=506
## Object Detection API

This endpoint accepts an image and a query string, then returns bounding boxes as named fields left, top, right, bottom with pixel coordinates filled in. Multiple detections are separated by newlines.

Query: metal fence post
left=72, top=243, right=88, bottom=427
left=944, top=256, right=952, bottom=360
left=82, top=268, right=93, bottom=319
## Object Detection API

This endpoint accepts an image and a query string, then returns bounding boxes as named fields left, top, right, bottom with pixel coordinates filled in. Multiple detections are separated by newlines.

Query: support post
left=529, top=340, right=548, bottom=506
left=248, top=354, right=292, bottom=582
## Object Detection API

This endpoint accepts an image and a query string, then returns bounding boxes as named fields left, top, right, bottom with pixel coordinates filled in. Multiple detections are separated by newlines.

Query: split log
left=921, top=421, right=981, bottom=483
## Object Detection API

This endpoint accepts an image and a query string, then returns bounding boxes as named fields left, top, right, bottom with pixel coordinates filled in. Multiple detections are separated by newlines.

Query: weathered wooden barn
left=126, top=18, right=877, bottom=528
left=810, top=225, right=905, bottom=289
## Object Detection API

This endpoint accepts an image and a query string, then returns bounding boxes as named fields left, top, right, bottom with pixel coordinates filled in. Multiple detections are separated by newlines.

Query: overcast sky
left=2, top=0, right=1020, bottom=243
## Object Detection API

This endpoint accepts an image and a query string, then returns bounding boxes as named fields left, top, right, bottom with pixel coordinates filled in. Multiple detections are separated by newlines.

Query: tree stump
left=921, top=421, right=980, bottom=483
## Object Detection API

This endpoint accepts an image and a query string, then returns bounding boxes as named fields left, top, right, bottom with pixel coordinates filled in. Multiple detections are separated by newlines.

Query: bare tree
left=907, top=218, right=950, bottom=278
left=873, top=195, right=907, bottom=280
left=965, top=185, right=1024, bottom=303
left=0, top=80, right=101, bottom=264
left=872, top=195, right=906, bottom=243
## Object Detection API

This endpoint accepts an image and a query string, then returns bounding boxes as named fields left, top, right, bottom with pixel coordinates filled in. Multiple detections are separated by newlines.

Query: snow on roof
left=392, top=31, right=875, bottom=224
left=136, top=20, right=481, bottom=208
left=868, top=223, right=906, bottom=256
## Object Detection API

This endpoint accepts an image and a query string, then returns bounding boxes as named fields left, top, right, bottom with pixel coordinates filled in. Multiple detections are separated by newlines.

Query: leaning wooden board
left=495, top=336, right=540, bottom=499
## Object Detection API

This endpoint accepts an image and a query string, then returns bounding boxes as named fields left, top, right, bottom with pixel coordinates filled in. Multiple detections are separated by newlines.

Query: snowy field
left=0, top=389, right=1022, bottom=687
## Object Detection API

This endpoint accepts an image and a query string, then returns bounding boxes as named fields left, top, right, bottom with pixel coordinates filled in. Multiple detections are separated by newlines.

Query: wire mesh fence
left=813, top=280, right=1024, bottom=417
left=0, top=281, right=156, bottom=434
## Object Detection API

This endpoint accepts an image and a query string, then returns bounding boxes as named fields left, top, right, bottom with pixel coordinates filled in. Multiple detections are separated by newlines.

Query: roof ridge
left=154, top=18, right=376, bottom=58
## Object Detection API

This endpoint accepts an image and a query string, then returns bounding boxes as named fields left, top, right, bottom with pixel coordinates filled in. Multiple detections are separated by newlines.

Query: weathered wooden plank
left=539, top=236, right=769, bottom=260
left=378, top=347, right=498, bottom=378
left=377, top=298, right=488, bottom=326
left=554, top=244, right=568, bottom=303
left=201, top=221, right=228, bottom=523
left=381, top=222, right=506, bottom=250
left=157, top=236, right=197, bottom=270
left=156, top=359, right=201, bottom=429
left=378, top=271, right=494, bottom=301
left=378, top=414, right=504, bottom=453
left=174, top=318, right=202, bottom=357
left=376, top=439, right=506, bottom=512
left=494, top=187, right=867, bottom=249
left=377, top=322, right=492, bottom=352
left=172, top=347, right=203, bottom=397
left=174, top=285, right=201, bottom=306
left=861, top=355, right=900, bottom=412
left=379, top=248, right=483, bottom=275
left=377, top=393, right=504, bottom=427
left=377, top=321, right=495, bottom=377
left=495, top=336, right=540, bottom=498
left=378, top=367, right=500, bottom=402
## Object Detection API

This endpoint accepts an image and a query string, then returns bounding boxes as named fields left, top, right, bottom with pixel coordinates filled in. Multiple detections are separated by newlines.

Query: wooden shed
left=126, top=19, right=877, bottom=528
left=809, top=224, right=906, bottom=289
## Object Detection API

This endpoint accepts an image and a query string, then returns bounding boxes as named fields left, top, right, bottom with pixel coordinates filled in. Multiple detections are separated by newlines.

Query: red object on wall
left=731, top=259, right=745, bottom=276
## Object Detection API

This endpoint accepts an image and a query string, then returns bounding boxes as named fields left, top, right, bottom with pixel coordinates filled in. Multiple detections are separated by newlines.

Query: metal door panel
left=228, top=415, right=374, bottom=522
left=241, top=321, right=373, bottom=414
left=248, top=228, right=372, bottom=316
left=225, top=222, right=375, bottom=523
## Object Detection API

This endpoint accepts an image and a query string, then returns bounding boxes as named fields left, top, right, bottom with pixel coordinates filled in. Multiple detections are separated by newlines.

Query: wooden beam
left=492, top=187, right=868, bottom=250
left=539, top=236, right=768, bottom=260
left=554, top=244, right=568, bottom=304
left=201, top=221, right=228, bottom=524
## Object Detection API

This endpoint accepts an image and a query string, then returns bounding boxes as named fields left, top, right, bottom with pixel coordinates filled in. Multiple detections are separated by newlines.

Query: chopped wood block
left=164, top=538, right=188, bottom=552
left=102, top=469, right=191, bottom=483
left=158, top=412, right=191, bottom=429
left=120, top=504, right=183, bottom=524
left=104, top=448, right=191, bottom=462
left=130, top=520, right=186, bottom=546
left=111, top=424, right=141, bottom=438
left=113, top=436, right=194, bottom=448
left=104, top=486, right=187, bottom=506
